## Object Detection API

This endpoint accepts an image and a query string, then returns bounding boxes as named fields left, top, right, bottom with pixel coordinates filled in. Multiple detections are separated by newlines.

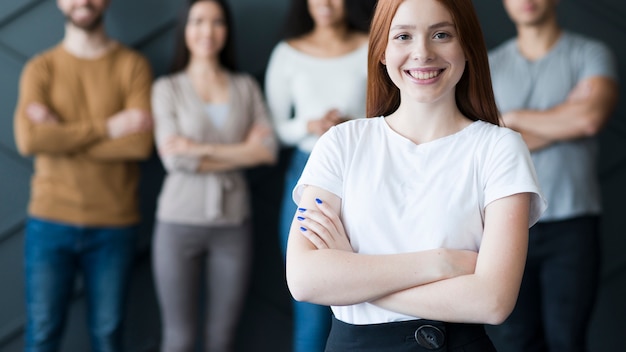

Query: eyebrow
left=390, top=21, right=456, bottom=31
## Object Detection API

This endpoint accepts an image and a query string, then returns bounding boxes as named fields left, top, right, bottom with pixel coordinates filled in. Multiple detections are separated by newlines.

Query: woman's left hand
left=296, top=198, right=353, bottom=252
left=160, top=135, right=201, bottom=156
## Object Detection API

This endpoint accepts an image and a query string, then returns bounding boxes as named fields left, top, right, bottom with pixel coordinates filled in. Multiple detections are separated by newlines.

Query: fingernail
left=315, top=198, right=323, bottom=204
left=300, top=226, right=307, bottom=232
left=298, top=208, right=306, bottom=212
left=297, top=216, right=305, bottom=221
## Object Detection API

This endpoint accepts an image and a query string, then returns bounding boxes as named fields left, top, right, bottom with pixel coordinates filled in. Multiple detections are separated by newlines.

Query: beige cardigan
left=152, top=72, right=276, bottom=226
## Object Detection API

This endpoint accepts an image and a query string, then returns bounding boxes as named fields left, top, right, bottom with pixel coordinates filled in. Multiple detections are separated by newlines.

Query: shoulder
left=471, top=121, right=524, bottom=148
left=152, top=72, right=184, bottom=94
left=110, top=43, right=151, bottom=72
left=229, top=72, right=259, bottom=87
left=326, top=117, right=381, bottom=142
left=560, top=31, right=617, bottom=79
left=562, top=31, right=612, bottom=52
left=268, top=41, right=294, bottom=60
left=488, top=38, right=517, bottom=60
left=229, top=72, right=263, bottom=95
left=22, top=45, right=63, bottom=76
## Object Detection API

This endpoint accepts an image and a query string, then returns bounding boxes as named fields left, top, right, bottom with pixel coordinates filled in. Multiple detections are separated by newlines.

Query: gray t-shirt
left=489, top=31, right=618, bottom=221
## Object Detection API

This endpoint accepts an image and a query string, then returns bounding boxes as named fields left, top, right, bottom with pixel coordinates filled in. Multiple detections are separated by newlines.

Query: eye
left=394, top=33, right=411, bottom=41
left=433, top=32, right=450, bottom=40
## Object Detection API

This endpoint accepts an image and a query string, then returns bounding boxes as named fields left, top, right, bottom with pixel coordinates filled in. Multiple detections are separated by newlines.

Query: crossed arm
left=158, top=124, right=277, bottom=173
left=14, top=59, right=154, bottom=161
left=286, top=185, right=531, bottom=325
left=502, top=76, right=618, bottom=151
left=16, top=102, right=153, bottom=160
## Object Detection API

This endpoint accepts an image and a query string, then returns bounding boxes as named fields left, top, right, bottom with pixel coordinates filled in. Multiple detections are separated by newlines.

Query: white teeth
left=409, top=70, right=440, bottom=80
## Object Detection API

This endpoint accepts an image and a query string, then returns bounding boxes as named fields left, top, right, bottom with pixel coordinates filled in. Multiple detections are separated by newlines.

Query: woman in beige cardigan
left=151, top=1, right=276, bottom=351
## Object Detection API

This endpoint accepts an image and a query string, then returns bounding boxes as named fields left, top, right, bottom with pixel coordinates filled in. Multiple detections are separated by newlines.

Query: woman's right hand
left=296, top=197, right=353, bottom=252
left=307, top=109, right=344, bottom=136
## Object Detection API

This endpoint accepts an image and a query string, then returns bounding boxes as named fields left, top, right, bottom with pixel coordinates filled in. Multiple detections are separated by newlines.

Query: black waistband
left=325, top=316, right=494, bottom=352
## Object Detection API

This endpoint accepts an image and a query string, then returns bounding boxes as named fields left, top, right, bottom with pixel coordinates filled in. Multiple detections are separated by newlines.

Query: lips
left=406, top=69, right=444, bottom=80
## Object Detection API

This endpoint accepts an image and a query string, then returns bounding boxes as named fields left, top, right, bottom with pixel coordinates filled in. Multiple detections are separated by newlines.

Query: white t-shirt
left=294, top=117, right=547, bottom=325
left=265, top=41, right=368, bottom=153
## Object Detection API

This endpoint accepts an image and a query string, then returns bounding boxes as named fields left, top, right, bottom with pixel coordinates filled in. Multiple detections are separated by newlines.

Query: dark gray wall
left=0, top=1, right=624, bottom=351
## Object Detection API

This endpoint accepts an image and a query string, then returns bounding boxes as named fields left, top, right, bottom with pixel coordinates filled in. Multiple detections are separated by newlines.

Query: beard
left=65, top=7, right=104, bottom=32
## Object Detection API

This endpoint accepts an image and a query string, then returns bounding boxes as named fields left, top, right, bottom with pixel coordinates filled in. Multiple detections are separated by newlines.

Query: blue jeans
left=24, top=217, right=137, bottom=352
left=489, top=215, right=600, bottom=352
left=279, top=149, right=332, bottom=352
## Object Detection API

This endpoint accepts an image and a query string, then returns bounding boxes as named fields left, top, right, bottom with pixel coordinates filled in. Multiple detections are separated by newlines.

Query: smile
left=406, top=69, right=444, bottom=80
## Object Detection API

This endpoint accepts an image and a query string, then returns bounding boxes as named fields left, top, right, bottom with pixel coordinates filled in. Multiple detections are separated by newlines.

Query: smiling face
left=383, top=0, right=466, bottom=105
left=185, top=1, right=228, bottom=61
left=307, top=0, right=346, bottom=28
left=57, top=0, right=109, bottom=31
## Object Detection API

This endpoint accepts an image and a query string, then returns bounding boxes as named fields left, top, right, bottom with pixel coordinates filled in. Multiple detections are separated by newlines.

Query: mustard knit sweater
left=14, top=43, right=153, bottom=226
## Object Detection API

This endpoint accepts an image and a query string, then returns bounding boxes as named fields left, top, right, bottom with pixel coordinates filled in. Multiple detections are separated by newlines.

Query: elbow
left=286, top=269, right=315, bottom=303
left=15, top=137, right=35, bottom=156
left=480, top=293, right=517, bottom=325
left=263, top=150, right=278, bottom=166
left=285, top=260, right=326, bottom=304
left=580, top=118, right=603, bottom=137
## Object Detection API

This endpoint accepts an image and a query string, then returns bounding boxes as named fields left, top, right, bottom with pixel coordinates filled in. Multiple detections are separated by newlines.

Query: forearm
left=518, top=131, right=552, bottom=151
left=504, top=77, right=618, bottom=141
left=504, top=104, right=598, bottom=141
left=82, top=132, right=153, bottom=161
left=274, top=118, right=309, bottom=146
left=372, top=273, right=516, bottom=325
left=15, top=118, right=106, bottom=156
left=196, top=142, right=276, bottom=167
left=287, top=244, right=463, bottom=306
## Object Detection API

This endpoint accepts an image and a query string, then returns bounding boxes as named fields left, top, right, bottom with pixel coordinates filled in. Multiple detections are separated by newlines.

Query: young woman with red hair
left=285, top=0, right=547, bottom=350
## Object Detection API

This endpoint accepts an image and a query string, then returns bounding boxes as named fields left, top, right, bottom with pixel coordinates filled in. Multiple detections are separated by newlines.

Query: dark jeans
left=489, top=215, right=600, bottom=352
left=24, top=217, right=137, bottom=352
left=279, top=148, right=332, bottom=352
left=325, top=316, right=496, bottom=352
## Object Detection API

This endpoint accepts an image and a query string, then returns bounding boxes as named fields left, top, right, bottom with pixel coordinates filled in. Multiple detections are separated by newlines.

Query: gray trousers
left=152, top=221, right=252, bottom=352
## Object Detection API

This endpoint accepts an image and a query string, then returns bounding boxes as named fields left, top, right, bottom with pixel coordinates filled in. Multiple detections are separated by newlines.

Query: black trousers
left=325, top=316, right=497, bottom=352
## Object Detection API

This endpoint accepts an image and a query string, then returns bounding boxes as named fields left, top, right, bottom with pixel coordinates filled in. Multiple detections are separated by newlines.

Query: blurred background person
left=13, top=0, right=154, bottom=350
left=264, top=0, right=375, bottom=350
left=487, top=0, right=619, bottom=351
left=150, top=0, right=277, bottom=351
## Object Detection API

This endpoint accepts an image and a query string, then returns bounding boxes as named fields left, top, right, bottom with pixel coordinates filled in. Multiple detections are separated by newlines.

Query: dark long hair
left=366, top=0, right=500, bottom=125
left=282, top=0, right=376, bottom=39
left=169, top=0, right=237, bottom=73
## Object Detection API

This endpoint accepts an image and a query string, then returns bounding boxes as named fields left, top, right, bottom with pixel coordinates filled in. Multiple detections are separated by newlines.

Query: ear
left=380, top=53, right=386, bottom=65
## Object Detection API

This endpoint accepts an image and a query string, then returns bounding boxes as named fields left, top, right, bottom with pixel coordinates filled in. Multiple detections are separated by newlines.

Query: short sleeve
left=578, top=39, right=618, bottom=82
left=483, top=131, right=547, bottom=227
left=292, top=127, right=344, bottom=205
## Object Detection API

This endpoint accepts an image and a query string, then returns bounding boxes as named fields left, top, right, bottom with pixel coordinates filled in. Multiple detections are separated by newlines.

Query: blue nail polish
left=298, top=208, right=306, bottom=212
left=315, top=198, right=323, bottom=204
left=300, top=226, right=307, bottom=232
left=297, top=216, right=305, bottom=221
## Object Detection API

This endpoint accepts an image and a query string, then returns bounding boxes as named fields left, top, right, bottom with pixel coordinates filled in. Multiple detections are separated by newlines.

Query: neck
left=62, top=23, right=112, bottom=59
left=308, top=23, right=350, bottom=44
left=388, top=96, right=468, bottom=145
left=515, top=17, right=562, bottom=61
left=186, top=57, right=223, bottom=78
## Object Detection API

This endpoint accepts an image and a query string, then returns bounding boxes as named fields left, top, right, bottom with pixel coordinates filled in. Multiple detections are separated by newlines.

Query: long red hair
left=366, top=0, right=500, bottom=126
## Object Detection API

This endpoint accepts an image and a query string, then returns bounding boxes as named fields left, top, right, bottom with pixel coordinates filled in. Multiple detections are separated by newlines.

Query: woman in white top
left=151, top=1, right=276, bottom=351
left=264, top=0, right=375, bottom=351
left=286, top=0, right=547, bottom=351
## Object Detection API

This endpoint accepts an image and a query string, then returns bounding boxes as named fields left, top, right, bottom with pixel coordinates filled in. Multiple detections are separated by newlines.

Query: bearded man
left=13, top=0, right=154, bottom=351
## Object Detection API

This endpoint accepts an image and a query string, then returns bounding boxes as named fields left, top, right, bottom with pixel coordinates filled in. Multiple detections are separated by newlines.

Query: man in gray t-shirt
left=487, top=0, right=618, bottom=351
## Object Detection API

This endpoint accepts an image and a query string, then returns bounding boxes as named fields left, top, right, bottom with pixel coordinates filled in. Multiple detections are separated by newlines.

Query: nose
left=411, top=36, right=434, bottom=62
